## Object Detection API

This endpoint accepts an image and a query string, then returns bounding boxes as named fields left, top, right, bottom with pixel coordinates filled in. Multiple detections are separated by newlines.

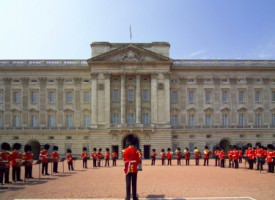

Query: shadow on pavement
left=146, top=195, right=186, bottom=200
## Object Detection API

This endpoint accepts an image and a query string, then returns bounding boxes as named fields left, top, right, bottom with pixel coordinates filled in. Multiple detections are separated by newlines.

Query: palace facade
left=0, top=42, right=275, bottom=158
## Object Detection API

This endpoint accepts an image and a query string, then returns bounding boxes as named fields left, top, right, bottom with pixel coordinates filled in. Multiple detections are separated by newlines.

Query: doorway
left=143, top=145, right=151, bottom=159
left=219, top=139, right=231, bottom=153
left=112, top=145, right=119, bottom=158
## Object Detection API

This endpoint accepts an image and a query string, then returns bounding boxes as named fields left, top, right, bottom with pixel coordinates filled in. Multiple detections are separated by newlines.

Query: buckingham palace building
left=0, top=42, right=275, bottom=158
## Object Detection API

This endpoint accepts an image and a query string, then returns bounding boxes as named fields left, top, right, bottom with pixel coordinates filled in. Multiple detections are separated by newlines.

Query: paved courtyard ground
left=0, top=159, right=274, bottom=200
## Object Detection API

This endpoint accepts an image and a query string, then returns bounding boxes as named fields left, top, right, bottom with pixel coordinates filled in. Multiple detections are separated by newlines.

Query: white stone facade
left=0, top=42, right=275, bottom=158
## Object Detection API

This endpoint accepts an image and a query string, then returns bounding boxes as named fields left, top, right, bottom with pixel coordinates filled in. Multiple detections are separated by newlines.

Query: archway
left=122, top=134, right=139, bottom=150
left=27, top=140, right=41, bottom=160
left=219, top=138, right=231, bottom=153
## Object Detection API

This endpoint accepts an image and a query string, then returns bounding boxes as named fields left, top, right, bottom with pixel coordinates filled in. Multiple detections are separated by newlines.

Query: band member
left=123, top=135, right=140, bottom=200
left=245, top=143, right=255, bottom=170
left=203, top=146, right=212, bottom=166
left=105, top=148, right=110, bottom=167
left=166, top=148, right=173, bottom=166
left=160, top=149, right=165, bottom=165
left=266, top=144, right=275, bottom=173
left=22, top=144, right=34, bottom=178
left=91, top=148, right=97, bottom=167
left=111, top=150, right=118, bottom=166
left=97, top=148, right=103, bottom=167
left=81, top=147, right=88, bottom=169
left=194, top=147, right=201, bottom=166
left=40, top=144, right=50, bottom=175
left=151, top=149, right=157, bottom=166
left=256, top=143, right=264, bottom=171
left=10, top=143, right=23, bottom=182
left=0, top=142, right=11, bottom=184
left=52, top=146, right=59, bottom=173
left=227, top=146, right=234, bottom=168
left=137, top=148, right=142, bottom=165
left=238, top=147, right=243, bottom=163
left=214, top=146, right=220, bottom=166
left=233, top=145, right=239, bottom=169
left=219, top=148, right=226, bottom=168
left=175, top=147, right=182, bottom=166
left=66, top=149, right=74, bottom=171
left=184, top=147, right=190, bottom=166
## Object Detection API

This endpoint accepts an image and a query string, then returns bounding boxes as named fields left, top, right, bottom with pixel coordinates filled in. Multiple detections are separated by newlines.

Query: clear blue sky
left=1, top=0, right=275, bottom=60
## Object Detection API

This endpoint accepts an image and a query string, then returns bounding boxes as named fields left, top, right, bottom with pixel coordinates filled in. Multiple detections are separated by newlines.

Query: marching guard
left=105, top=148, right=110, bottom=167
left=219, top=148, right=226, bottom=168
left=52, top=146, right=60, bottom=173
left=227, top=146, right=234, bottom=168
left=111, top=150, right=118, bottom=166
left=0, top=142, right=11, bottom=184
left=151, top=149, right=157, bottom=166
left=175, top=147, right=182, bottom=166
left=184, top=147, right=190, bottom=166
left=66, top=149, right=74, bottom=171
left=81, top=147, right=89, bottom=169
left=232, top=145, right=239, bottom=169
left=194, top=147, right=201, bottom=166
left=266, top=144, right=275, bottom=173
left=22, top=144, right=34, bottom=178
left=160, top=149, right=165, bottom=165
left=10, top=143, right=23, bottom=182
left=91, top=148, right=97, bottom=167
left=97, top=148, right=103, bottom=167
left=245, top=143, right=255, bottom=170
left=238, top=147, right=243, bottom=163
left=166, top=148, right=173, bottom=166
left=40, top=144, right=50, bottom=175
left=214, top=146, right=220, bottom=166
left=203, top=146, right=212, bottom=166
left=255, top=143, right=264, bottom=171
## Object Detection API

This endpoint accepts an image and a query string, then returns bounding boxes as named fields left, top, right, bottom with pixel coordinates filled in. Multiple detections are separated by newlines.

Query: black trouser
left=177, top=158, right=181, bottom=165
left=221, top=159, right=225, bottom=168
left=53, top=162, right=58, bottom=172
left=151, top=158, right=156, bottom=165
left=42, top=162, right=49, bottom=175
left=83, top=158, right=87, bottom=168
left=215, top=156, right=220, bottom=166
left=167, top=159, right=172, bottom=165
left=125, top=173, right=137, bottom=200
left=105, top=159, right=109, bottom=167
left=248, top=159, right=254, bottom=170
left=0, top=168, right=10, bottom=184
left=161, top=159, right=165, bottom=165
left=185, top=159, right=189, bottom=165
left=93, top=159, right=97, bottom=167
left=12, top=166, right=21, bottom=181
left=234, top=160, right=239, bottom=168
left=204, top=158, right=209, bottom=166
left=268, top=162, right=274, bottom=173
left=195, top=158, right=199, bottom=165
left=25, top=165, right=32, bottom=178
left=112, top=159, right=116, bottom=166
left=257, top=158, right=263, bottom=170
left=97, top=159, right=101, bottom=167
left=68, top=162, right=74, bottom=170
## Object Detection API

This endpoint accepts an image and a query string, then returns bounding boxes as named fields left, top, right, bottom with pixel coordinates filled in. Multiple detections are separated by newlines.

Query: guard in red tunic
left=203, top=146, right=212, bottom=166
left=232, top=145, right=239, bottom=169
left=97, top=148, right=103, bottom=167
left=245, top=143, right=255, bottom=170
left=111, top=150, right=118, bottom=166
left=0, top=142, right=11, bottom=184
left=66, top=149, right=74, bottom=171
left=184, top=147, right=190, bottom=166
left=81, top=147, right=88, bottom=169
left=227, top=146, right=234, bottom=168
left=105, top=148, right=110, bottom=167
left=151, top=149, right=157, bottom=166
left=214, top=146, right=220, bottom=166
left=166, top=148, right=173, bottom=166
left=10, top=143, right=23, bottom=182
left=238, top=147, right=243, bottom=163
left=255, top=143, right=264, bottom=171
left=40, top=144, right=50, bottom=175
left=123, top=135, right=140, bottom=200
left=219, top=148, right=226, bottom=168
left=22, top=144, right=34, bottom=178
left=91, top=148, right=97, bottom=167
left=266, top=144, right=275, bottom=173
left=52, top=146, right=59, bottom=173
left=194, top=147, right=201, bottom=166
left=160, top=149, right=165, bottom=165
left=175, top=147, right=182, bottom=166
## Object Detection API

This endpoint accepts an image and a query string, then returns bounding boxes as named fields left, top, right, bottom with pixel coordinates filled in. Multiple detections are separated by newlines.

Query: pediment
left=88, top=44, right=171, bottom=63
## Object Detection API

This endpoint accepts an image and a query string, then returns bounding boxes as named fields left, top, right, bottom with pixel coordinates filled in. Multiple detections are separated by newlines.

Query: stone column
left=150, top=73, right=158, bottom=124
left=38, top=77, right=47, bottom=127
left=196, top=76, right=204, bottom=125
left=120, top=74, right=126, bottom=125
left=21, top=77, right=29, bottom=127
left=74, top=77, right=82, bottom=127
left=179, top=77, right=187, bottom=125
left=91, top=73, right=98, bottom=127
left=56, top=78, right=64, bottom=127
left=213, top=77, right=221, bottom=125
left=246, top=77, right=254, bottom=124
left=164, top=73, right=171, bottom=124
left=230, top=77, right=238, bottom=125
left=3, top=77, right=12, bottom=127
left=104, top=73, right=111, bottom=125
left=136, top=74, right=141, bottom=124
left=263, top=77, right=270, bottom=125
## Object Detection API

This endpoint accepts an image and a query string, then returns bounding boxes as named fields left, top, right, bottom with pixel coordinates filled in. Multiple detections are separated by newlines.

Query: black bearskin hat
left=267, top=144, right=274, bottom=150
left=152, top=149, right=156, bottom=152
left=177, top=147, right=181, bottom=151
left=256, top=142, right=261, bottom=147
left=215, top=146, right=220, bottom=150
left=13, top=143, right=21, bottom=150
left=205, top=146, right=209, bottom=149
left=24, top=144, right=32, bottom=152
left=93, top=148, right=97, bottom=151
left=185, top=147, right=189, bottom=151
left=161, top=149, right=165, bottom=152
left=194, top=147, right=197, bottom=149
left=53, top=146, right=58, bottom=151
left=125, top=135, right=138, bottom=146
left=106, top=148, right=110, bottom=152
left=83, top=147, right=87, bottom=151
left=98, top=148, right=102, bottom=152
left=1, top=142, right=11, bottom=151
left=167, top=148, right=171, bottom=151
left=247, top=143, right=252, bottom=148
left=67, top=149, right=72, bottom=153
left=44, top=144, right=50, bottom=150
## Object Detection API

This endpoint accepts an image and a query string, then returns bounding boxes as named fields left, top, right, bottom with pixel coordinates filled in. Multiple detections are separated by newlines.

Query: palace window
left=112, top=89, right=120, bottom=102
left=239, top=114, right=245, bottom=126
left=205, top=91, right=211, bottom=104
left=31, top=91, right=38, bottom=104
left=0, top=115, right=3, bottom=127
left=66, top=92, right=73, bottom=104
left=189, top=114, right=195, bottom=126
left=271, top=91, right=275, bottom=102
left=0, top=90, right=3, bottom=104
left=255, top=114, right=261, bottom=126
left=83, top=115, right=90, bottom=128
left=222, top=114, right=228, bottom=126
left=13, top=115, right=20, bottom=127
left=142, top=113, right=150, bottom=125
left=127, top=113, right=135, bottom=124
left=142, top=89, right=149, bottom=102
left=238, top=91, right=245, bottom=103
left=84, top=92, right=90, bottom=103
left=13, top=91, right=20, bottom=104
left=272, top=114, right=275, bottom=126
left=171, top=114, right=178, bottom=126
left=255, top=91, right=261, bottom=103
left=48, top=115, right=55, bottom=127
left=222, top=90, right=228, bottom=104
left=188, top=91, right=195, bottom=104
left=66, top=114, right=73, bottom=127
left=31, top=115, right=38, bottom=127
left=205, top=114, right=211, bottom=126
left=127, top=90, right=134, bottom=102
left=112, top=113, right=120, bottom=124
left=171, top=91, right=178, bottom=104
left=48, top=91, right=56, bottom=104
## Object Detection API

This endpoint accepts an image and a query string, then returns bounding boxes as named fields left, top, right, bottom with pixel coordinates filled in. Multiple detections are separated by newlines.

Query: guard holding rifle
left=40, top=144, right=50, bottom=175
left=255, top=143, right=264, bottom=171
left=91, top=148, right=97, bottom=167
left=112, top=150, right=118, bottom=166
left=0, top=142, right=11, bottom=185
left=10, top=143, right=23, bottom=182
left=245, top=143, right=255, bottom=170
left=151, top=149, right=157, bottom=166
left=214, top=146, right=220, bottom=166
left=52, top=146, right=60, bottom=173
left=266, top=144, right=275, bottom=173
left=81, top=147, right=89, bottom=169
left=22, top=144, right=34, bottom=178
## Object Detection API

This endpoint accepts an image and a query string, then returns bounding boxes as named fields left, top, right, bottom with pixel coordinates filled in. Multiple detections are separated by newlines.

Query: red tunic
left=160, top=152, right=165, bottom=160
left=105, top=152, right=110, bottom=160
left=22, top=152, right=33, bottom=166
left=10, top=150, right=22, bottom=167
left=151, top=152, right=157, bottom=158
left=112, top=152, right=117, bottom=159
left=245, top=149, right=255, bottom=160
left=91, top=152, right=97, bottom=160
left=204, top=149, right=212, bottom=159
left=123, top=147, right=140, bottom=174
left=214, top=150, right=220, bottom=157
left=166, top=151, right=173, bottom=159
left=233, top=150, right=239, bottom=160
left=219, top=151, right=225, bottom=160
left=175, top=151, right=182, bottom=159
left=81, top=151, right=88, bottom=159
left=227, top=150, right=233, bottom=160
left=40, top=149, right=50, bottom=163
left=66, top=153, right=73, bottom=163
left=184, top=151, right=190, bottom=159
left=96, top=152, right=103, bottom=159
left=52, top=151, right=59, bottom=162
left=238, top=150, right=243, bottom=157
left=256, top=148, right=264, bottom=158
left=266, top=150, right=275, bottom=163
left=194, top=150, right=201, bottom=159
left=0, top=151, right=10, bottom=169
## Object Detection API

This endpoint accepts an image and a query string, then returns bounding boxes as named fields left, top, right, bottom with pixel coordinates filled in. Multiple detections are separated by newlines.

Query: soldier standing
left=91, top=148, right=97, bottom=167
left=255, top=143, right=264, bottom=171
left=183, top=147, right=190, bottom=166
left=175, top=147, right=182, bottom=166
left=233, top=145, right=239, bottom=169
left=214, top=146, right=220, bottom=166
left=151, top=149, right=157, bottom=166
left=203, top=146, right=212, bottom=166
left=66, top=149, right=74, bottom=171
left=22, top=144, right=34, bottom=178
left=81, top=147, right=88, bottom=169
left=105, top=148, right=110, bottom=167
left=10, top=143, right=23, bottom=182
left=52, top=146, right=59, bottom=173
left=40, top=144, right=50, bottom=175
left=266, top=144, right=275, bottom=173
left=160, top=149, right=165, bottom=165
left=194, top=147, right=201, bottom=166
left=97, top=148, right=103, bottom=167
left=219, top=148, right=225, bottom=168
left=166, top=148, right=173, bottom=166
left=0, top=142, right=11, bottom=184
left=245, top=143, right=255, bottom=170
left=111, top=150, right=118, bottom=166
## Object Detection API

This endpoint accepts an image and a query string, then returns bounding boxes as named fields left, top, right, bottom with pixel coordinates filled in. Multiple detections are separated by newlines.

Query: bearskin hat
left=215, top=146, right=220, bottom=150
left=13, top=143, right=21, bottom=150
left=152, top=149, right=156, bottom=152
left=1, top=142, right=11, bottom=151
left=256, top=142, right=261, bottom=147
left=267, top=144, right=274, bottom=150
left=177, top=147, right=181, bottom=151
left=44, top=144, right=50, bottom=150
left=93, top=148, right=97, bottom=151
left=24, top=144, right=32, bottom=152
left=106, top=148, right=110, bottom=152
left=167, top=148, right=171, bottom=151
left=53, top=146, right=58, bottom=151
left=83, top=147, right=87, bottom=151
left=247, top=143, right=252, bottom=148
left=161, top=149, right=165, bottom=152
left=125, top=135, right=138, bottom=146
left=194, top=147, right=197, bottom=149
left=205, top=146, right=209, bottom=149
left=185, top=147, right=189, bottom=151
left=67, top=149, right=72, bottom=153
left=98, top=148, right=102, bottom=152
